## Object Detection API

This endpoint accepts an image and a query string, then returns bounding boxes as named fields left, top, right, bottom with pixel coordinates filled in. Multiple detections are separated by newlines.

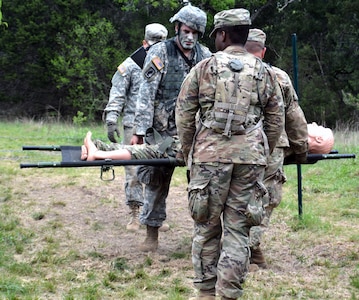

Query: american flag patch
left=117, top=63, right=126, bottom=74
left=152, top=56, right=164, bottom=71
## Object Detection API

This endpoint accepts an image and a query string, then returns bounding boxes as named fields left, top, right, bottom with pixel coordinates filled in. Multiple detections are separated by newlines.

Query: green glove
left=107, top=122, right=120, bottom=143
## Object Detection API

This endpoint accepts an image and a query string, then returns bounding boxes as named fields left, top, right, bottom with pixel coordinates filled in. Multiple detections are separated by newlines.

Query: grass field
left=0, top=120, right=358, bottom=299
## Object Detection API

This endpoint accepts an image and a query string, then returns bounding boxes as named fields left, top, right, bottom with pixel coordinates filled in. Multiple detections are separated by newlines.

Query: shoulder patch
left=152, top=56, right=164, bottom=71
left=117, top=63, right=126, bottom=74
left=144, top=67, right=156, bottom=80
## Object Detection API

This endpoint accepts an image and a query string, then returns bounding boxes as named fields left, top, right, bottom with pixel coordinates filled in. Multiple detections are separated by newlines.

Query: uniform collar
left=222, top=45, right=246, bottom=55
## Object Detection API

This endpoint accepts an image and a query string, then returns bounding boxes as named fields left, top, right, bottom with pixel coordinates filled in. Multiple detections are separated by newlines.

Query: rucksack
left=202, top=51, right=264, bottom=137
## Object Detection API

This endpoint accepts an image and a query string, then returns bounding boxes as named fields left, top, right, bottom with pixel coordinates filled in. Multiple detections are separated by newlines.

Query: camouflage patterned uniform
left=94, top=136, right=181, bottom=161
left=104, top=57, right=144, bottom=207
left=133, top=7, right=211, bottom=230
left=175, top=9, right=284, bottom=299
left=104, top=24, right=168, bottom=211
left=246, top=29, right=308, bottom=263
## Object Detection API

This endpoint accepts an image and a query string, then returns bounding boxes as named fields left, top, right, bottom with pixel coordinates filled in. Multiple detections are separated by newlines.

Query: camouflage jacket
left=272, top=65, right=308, bottom=154
left=176, top=45, right=284, bottom=166
left=133, top=37, right=211, bottom=137
left=104, top=57, right=142, bottom=127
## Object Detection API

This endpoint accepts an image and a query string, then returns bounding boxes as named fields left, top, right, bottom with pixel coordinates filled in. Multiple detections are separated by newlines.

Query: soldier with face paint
left=103, top=23, right=168, bottom=232
left=130, top=4, right=211, bottom=253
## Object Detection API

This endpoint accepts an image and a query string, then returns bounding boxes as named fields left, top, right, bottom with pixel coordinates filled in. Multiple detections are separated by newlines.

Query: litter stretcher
left=20, top=144, right=355, bottom=178
left=20, top=145, right=180, bottom=180
left=20, top=145, right=356, bottom=216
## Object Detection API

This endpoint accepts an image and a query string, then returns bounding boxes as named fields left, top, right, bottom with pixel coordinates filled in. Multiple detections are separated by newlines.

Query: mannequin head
left=307, top=122, right=334, bottom=154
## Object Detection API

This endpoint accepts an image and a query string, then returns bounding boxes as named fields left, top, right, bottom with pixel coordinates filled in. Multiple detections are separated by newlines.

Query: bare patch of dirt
left=10, top=168, right=197, bottom=298
left=8, top=167, right=359, bottom=299
left=14, top=168, right=193, bottom=259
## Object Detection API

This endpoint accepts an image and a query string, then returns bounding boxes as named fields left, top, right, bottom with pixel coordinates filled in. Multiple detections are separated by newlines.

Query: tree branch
left=278, top=0, right=299, bottom=12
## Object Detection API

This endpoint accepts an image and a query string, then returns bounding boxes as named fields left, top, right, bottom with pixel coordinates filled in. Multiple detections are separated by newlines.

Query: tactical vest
left=202, top=52, right=264, bottom=137
left=144, top=127, right=174, bottom=156
left=156, top=38, right=204, bottom=112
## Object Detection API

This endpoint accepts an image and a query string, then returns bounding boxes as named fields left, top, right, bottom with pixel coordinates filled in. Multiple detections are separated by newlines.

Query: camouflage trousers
left=139, top=165, right=175, bottom=227
left=249, top=147, right=286, bottom=249
left=189, top=163, right=266, bottom=299
left=122, top=127, right=144, bottom=207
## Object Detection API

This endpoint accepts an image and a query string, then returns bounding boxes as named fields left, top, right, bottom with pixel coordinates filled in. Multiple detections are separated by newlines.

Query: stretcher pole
left=292, top=33, right=303, bottom=217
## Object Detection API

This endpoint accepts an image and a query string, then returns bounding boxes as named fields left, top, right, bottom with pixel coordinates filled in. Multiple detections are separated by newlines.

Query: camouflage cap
left=247, top=28, right=266, bottom=46
left=209, top=8, right=251, bottom=38
left=169, top=4, right=207, bottom=35
left=145, top=23, right=168, bottom=45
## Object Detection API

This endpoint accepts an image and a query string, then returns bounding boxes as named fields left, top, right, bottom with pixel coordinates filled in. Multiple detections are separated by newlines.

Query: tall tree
left=250, top=0, right=359, bottom=126
left=0, top=0, right=357, bottom=125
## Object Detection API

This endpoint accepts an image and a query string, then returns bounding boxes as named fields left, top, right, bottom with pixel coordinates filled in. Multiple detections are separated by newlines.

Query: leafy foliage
left=0, top=0, right=8, bottom=27
left=51, top=13, right=118, bottom=120
left=0, top=0, right=358, bottom=125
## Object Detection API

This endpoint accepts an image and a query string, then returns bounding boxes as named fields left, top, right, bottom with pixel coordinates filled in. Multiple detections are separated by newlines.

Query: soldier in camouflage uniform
left=103, top=23, right=168, bottom=231
left=176, top=9, right=284, bottom=300
left=245, top=29, right=308, bottom=270
left=130, top=4, right=211, bottom=252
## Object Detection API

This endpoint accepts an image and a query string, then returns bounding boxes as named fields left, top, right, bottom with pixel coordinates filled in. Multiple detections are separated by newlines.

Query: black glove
left=294, top=152, right=308, bottom=164
left=107, top=122, right=120, bottom=143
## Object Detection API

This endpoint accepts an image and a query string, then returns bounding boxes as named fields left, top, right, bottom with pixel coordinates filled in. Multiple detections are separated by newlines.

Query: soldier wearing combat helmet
left=130, top=4, right=211, bottom=253
left=169, top=4, right=207, bottom=38
left=176, top=8, right=284, bottom=299
left=103, top=23, right=168, bottom=232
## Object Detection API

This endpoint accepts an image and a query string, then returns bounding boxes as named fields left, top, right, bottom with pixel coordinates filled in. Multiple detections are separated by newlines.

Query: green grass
left=0, top=120, right=358, bottom=299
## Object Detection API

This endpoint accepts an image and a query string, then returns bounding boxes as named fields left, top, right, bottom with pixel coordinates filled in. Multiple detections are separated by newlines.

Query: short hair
left=245, top=40, right=264, bottom=53
left=221, top=25, right=250, bottom=45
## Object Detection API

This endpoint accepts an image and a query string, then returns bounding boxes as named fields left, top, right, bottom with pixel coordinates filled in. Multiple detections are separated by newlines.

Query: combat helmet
left=169, top=4, right=207, bottom=36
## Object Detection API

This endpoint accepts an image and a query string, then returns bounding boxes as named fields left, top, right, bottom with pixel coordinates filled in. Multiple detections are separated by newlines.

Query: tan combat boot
left=139, top=225, right=159, bottom=252
left=126, top=205, right=140, bottom=231
left=158, top=223, right=170, bottom=232
left=250, top=247, right=268, bottom=269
